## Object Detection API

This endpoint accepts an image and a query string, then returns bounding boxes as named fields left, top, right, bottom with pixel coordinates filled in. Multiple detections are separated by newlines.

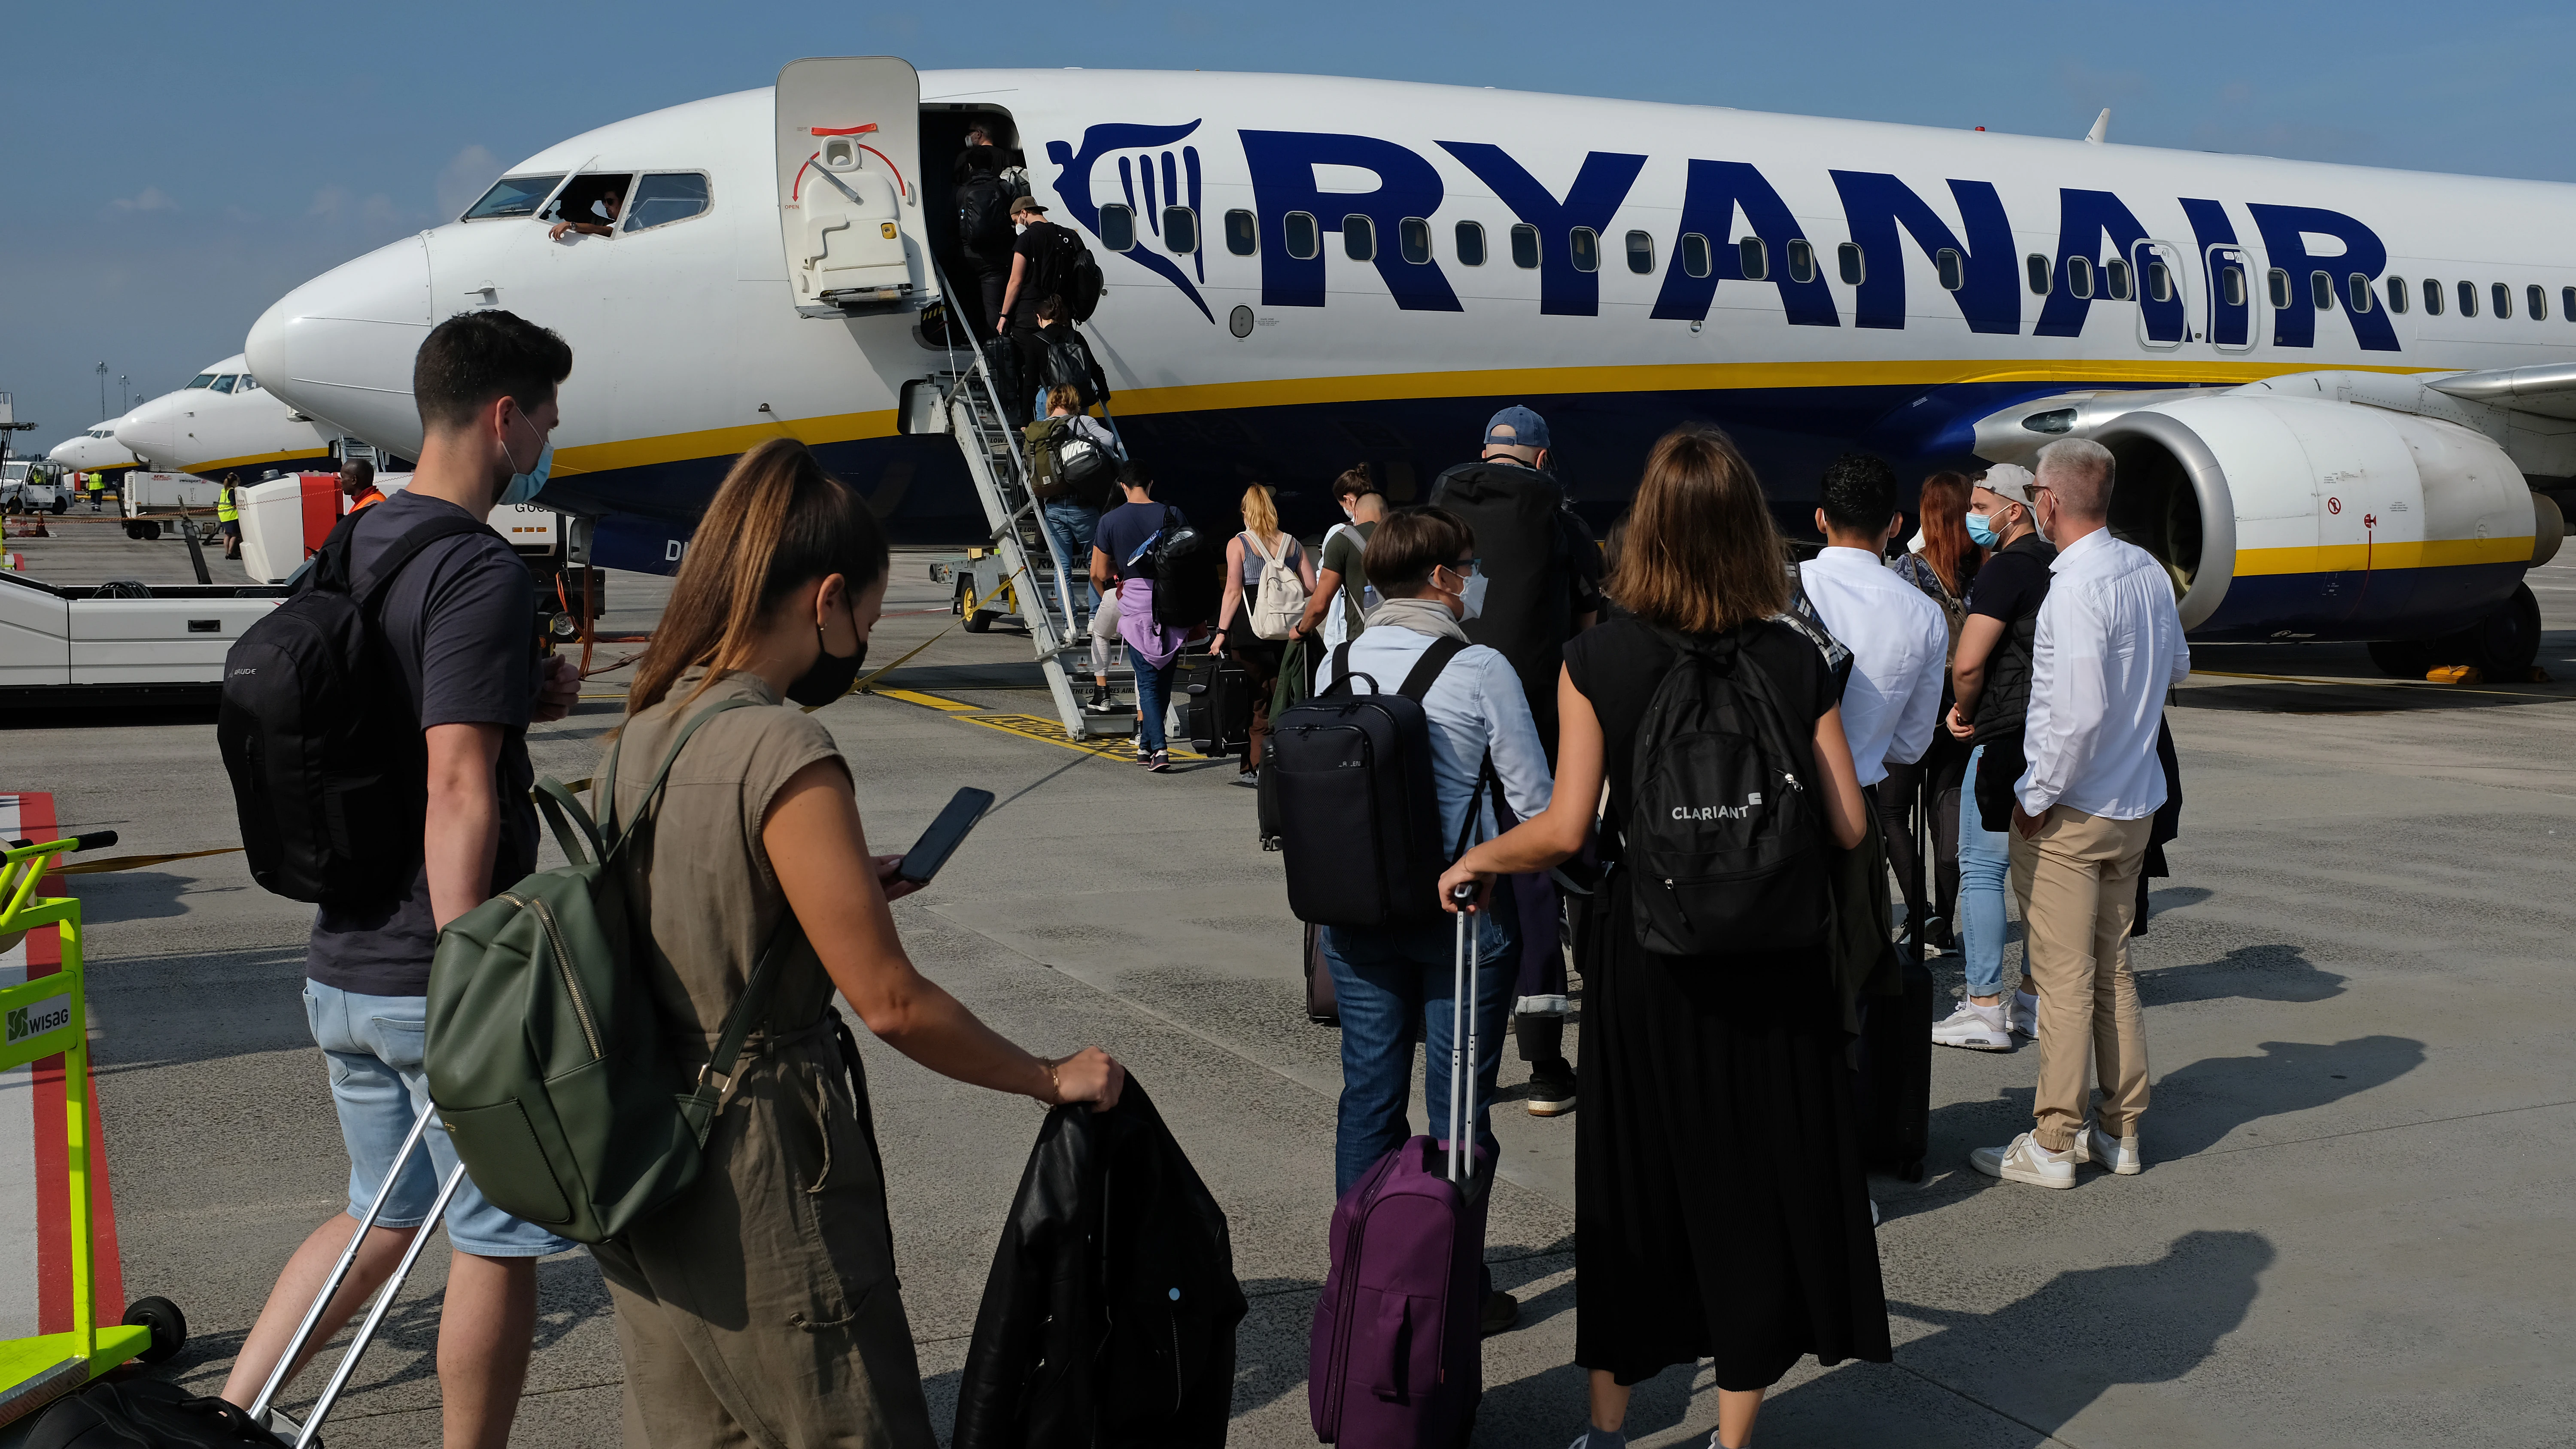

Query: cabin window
left=1099, top=204, right=1137, bottom=252
left=1936, top=247, right=1964, bottom=292
left=185, top=373, right=216, bottom=389
left=2347, top=274, right=2373, bottom=313
left=1343, top=215, right=1376, bottom=261
left=2105, top=258, right=2133, bottom=300
left=2493, top=282, right=2513, bottom=318
left=2026, top=254, right=2051, bottom=295
left=1162, top=207, right=1200, bottom=255
left=1224, top=209, right=1257, bottom=255
left=2311, top=270, right=2335, bottom=311
left=1399, top=217, right=1433, bottom=264
left=2530, top=284, right=2548, bottom=320
left=2267, top=269, right=2291, bottom=309
left=2423, top=279, right=2444, bottom=316
left=2458, top=279, right=2478, bottom=316
left=623, top=173, right=710, bottom=232
left=1570, top=227, right=1600, bottom=273
left=2563, top=286, right=2576, bottom=320
left=1510, top=223, right=1540, bottom=269
left=2141, top=261, right=2167, bottom=304
left=464, top=174, right=565, bottom=221
left=2068, top=256, right=2095, bottom=299
left=1838, top=242, right=1865, bottom=285
left=1680, top=233, right=1712, bottom=278
left=1737, top=235, right=1767, bottom=281
left=1284, top=211, right=1319, bottom=260
left=2388, top=276, right=2409, bottom=313
left=1625, top=230, right=1655, bottom=274
left=1454, top=220, right=1486, bottom=266
left=210, top=375, right=238, bottom=394
left=1786, top=238, right=1816, bottom=283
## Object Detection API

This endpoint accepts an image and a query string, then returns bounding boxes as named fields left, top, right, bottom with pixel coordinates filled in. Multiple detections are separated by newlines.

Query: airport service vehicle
left=0, top=565, right=283, bottom=706
left=114, top=355, right=338, bottom=479
left=249, top=60, right=2573, bottom=734
left=3, top=462, right=65, bottom=514
left=118, top=472, right=219, bottom=540
left=46, top=419, right=139, bottom=477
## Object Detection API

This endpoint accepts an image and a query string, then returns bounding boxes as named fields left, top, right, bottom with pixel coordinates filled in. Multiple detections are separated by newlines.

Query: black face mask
left=785, top=602, right=868, bottom=707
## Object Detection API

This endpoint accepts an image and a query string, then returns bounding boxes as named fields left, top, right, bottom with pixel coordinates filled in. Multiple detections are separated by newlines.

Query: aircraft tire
left=2451, top=582, right=2541, bottom=679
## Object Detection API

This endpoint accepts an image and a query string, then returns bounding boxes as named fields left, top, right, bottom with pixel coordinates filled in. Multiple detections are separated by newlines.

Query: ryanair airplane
left=115, top=354, right=342, bottom=479
left=247, top=59, right=2570, bottom=674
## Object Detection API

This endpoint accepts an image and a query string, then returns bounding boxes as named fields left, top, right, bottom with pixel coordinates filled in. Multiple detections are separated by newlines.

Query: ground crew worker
left=87, top=471, right=105, bottom=512
left=341, top=459, right=386, bottom=512
left=217, top=474, right=242, bottom=558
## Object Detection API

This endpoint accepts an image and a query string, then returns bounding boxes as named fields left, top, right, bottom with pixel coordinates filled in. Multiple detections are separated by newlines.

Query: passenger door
left=2133, top=240, right=2188, bottom=349
left=2203, top=244, right=2254, bottom=352
left=774, top=58, right=929, bottom=318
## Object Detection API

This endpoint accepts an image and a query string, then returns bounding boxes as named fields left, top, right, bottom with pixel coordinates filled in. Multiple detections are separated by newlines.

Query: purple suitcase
left=1309, top=890, right=1491, bottom=1446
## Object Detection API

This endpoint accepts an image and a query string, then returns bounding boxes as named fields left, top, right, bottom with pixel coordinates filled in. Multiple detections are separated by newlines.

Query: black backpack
left=1623, top=627, right=1828, bottom=956
left=217, top=510, right=495, bottom=904
left=958, top=173, right=1012, bottom=263
left=1268, top=638, right=1490, bottom=928
left=28, top=1377, right=288, bottom=1449
left=1041, top=332, right=1107, bottom=409
left=1141, top=505, right=1225, bottom=629
left=1025, top=221, right=1103, bottom=320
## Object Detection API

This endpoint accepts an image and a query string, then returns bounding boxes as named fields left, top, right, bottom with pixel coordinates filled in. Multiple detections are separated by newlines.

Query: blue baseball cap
left=1483, top=406, right=1550, bottom=450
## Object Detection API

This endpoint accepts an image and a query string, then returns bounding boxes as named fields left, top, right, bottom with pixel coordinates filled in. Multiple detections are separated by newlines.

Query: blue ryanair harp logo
left=1047, top=121, right=1215, bottom=323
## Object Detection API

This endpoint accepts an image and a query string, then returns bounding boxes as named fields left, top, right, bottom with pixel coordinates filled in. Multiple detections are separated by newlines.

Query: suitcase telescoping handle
left=1448, top=882, right=1481, bottom=1187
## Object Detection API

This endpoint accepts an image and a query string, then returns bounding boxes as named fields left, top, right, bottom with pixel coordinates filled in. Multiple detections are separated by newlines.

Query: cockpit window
left=237, top=374, right=258, bottom=392
left=622, top=173, right=711, bottom=232
left=465, top=174, right=566, bottom=220
left=185, top=373, right=216, bottom=389
left=210, top=375, right=238, bottom=394
left=544, top=173, right=635, bottom=229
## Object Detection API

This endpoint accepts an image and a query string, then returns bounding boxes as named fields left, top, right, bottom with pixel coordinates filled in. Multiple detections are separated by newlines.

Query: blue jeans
left=1321, top=908, right=1517, bottom=1198
left=1958, top=744, right=2012, bottom=999
left=1040, top=501, right=1100, bottom=622
left=303, top=981, right=575, bottom=1257
left=1133, top=654, right=1176, bottom=753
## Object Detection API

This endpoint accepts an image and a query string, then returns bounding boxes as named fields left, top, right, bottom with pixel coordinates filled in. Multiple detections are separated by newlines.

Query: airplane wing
left=2425, top=362, right=2576, bottom=420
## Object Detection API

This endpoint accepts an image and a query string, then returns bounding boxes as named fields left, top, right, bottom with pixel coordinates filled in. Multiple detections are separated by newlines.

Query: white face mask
left=1452, top=568, right=1488, bottom=621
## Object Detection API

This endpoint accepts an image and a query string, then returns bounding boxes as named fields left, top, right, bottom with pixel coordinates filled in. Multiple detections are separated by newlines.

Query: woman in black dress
left=1440, top=425, right=1890, bottom=1449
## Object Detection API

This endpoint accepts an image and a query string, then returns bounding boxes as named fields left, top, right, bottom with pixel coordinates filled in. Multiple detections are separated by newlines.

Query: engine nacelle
left=2081, top=395, right=2540, bottom=641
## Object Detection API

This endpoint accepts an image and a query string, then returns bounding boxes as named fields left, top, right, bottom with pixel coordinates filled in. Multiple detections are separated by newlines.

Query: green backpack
left=425, top=697, right=798, bottom=1244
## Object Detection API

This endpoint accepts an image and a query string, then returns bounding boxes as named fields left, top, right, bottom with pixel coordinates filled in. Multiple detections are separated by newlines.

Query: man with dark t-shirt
left=220, top=311, right=582, bottom=1443
left=995, top=196, right=1078, bottom=424
left=1933, top=464, right=2054, bottom=1052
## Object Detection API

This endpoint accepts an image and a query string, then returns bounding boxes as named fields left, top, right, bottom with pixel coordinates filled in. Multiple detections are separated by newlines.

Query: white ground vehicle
left=0, top=569, right=283, bottom=706
left=120, top=472, right=221, bottom=539
left=4, top=460, right=65, bottom=513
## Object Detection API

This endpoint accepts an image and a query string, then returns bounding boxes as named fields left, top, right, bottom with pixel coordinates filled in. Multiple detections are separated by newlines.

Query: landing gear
left=2368, top=583, right=2542, bottom=680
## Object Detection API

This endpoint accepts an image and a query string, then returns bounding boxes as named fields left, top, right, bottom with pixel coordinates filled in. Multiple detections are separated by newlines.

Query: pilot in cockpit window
left=547, top=182, right=626, bottom=241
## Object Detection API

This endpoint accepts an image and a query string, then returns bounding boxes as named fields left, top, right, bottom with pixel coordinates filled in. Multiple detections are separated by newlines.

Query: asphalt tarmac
left=6, top=519, right=2573, bottom=1448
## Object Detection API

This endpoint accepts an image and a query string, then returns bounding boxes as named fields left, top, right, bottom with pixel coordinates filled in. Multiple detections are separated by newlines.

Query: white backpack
left=1246, top=531, right=1309, bottom=641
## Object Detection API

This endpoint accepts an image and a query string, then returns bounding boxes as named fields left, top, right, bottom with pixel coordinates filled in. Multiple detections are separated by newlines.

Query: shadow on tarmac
left=1750, top=1230, right=2276, bottom=1446
left=2137, top=941, right=2348, bottom=1006
left=2147, top=1036, right=2426, bottom=1161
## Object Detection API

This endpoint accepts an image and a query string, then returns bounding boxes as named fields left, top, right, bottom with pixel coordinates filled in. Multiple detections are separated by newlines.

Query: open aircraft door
left=775, top=58, right=931, bottom=318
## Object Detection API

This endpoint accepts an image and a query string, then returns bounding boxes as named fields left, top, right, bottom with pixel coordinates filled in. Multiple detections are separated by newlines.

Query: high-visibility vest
left=216, top=487, right=240, bottom=522
left=86, top=472, right=103, bottom=492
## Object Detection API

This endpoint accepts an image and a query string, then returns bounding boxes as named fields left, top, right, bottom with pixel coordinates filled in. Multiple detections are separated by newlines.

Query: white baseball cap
left=1978, top=463, right=2038, bottom=504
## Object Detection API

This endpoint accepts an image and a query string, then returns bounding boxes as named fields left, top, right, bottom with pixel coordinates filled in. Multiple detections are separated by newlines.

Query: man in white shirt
left=1797, top=454, right=1949, bottom=813
left=1971, top=436, right=2190, bottom=1191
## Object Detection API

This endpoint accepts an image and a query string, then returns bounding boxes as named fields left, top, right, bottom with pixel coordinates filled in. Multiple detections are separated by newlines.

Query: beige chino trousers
left=2007, top=806, right=2153, bottom=1153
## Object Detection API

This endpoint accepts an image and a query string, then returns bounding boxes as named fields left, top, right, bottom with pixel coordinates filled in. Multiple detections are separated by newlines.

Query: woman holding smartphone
left=591, top=437, right=1123, bottom=1449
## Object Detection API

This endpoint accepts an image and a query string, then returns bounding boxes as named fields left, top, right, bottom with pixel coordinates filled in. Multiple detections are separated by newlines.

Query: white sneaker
left=1930, top=1001, right=2011, bottom=1051
left=1969, top=1132, right=2075, bottom=1189
left=2070, top=1122, right=2142, bottom=1176
left=2010, top=990, right=2039, bottom=1038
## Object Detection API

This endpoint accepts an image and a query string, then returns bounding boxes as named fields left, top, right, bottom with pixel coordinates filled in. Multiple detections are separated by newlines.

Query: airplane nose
left=246, top=234, right=434, bottom=457
left=114, top=406, right=176, bottom=468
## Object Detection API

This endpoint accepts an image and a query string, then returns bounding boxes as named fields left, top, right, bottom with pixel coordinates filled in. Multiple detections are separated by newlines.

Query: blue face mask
left=500, top=406, right=553, bottom=507
left=1965, top=510, right=1999, bottom=548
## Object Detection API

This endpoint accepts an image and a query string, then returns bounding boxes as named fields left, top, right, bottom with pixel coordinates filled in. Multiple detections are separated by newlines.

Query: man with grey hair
left=1969, top=435, right=2189, bottom=1190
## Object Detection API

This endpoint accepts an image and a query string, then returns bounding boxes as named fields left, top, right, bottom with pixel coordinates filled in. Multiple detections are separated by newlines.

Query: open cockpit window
left=463, top=174, right=565, bottom=221
left=621, top=173, right=711, bottom=233
left=543, top=174, right=637, bottom=234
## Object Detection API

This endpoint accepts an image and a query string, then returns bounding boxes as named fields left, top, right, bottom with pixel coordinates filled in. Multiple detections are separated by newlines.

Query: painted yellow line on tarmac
left=874, top=688, right=979, bottom=711
left=953, top=711, right=1205, bottom=762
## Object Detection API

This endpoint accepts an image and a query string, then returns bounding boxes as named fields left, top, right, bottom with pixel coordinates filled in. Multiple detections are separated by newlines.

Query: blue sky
left=7, top=0, right=2576, bottom=450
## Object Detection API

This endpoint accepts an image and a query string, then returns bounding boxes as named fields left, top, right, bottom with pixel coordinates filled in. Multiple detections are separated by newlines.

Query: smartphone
left=896, top=787, right=996, bottom=886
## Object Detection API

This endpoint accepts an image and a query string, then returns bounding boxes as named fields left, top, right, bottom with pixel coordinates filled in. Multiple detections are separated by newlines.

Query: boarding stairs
left=935, top=335, right=1132, bottom=741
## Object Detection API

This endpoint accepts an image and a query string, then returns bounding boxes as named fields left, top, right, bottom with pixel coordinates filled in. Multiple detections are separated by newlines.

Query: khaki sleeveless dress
left=587, top=669, right=934, bottom=1449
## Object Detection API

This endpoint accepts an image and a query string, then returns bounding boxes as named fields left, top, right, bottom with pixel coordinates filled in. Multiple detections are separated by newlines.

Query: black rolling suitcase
left=1180, top=651, right=1253, bottom=757
left=1302, top=923, right=1338, bottom=1024
left=1858, top=954, right=1935, bottom=1182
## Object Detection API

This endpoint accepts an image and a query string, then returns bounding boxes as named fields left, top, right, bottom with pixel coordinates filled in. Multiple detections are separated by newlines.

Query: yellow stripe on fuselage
left=2232, top=537, right=2533, bottom=576
left=185, top=447, right=335, bottom=475
left=546, top=355, right=2446, bottom=477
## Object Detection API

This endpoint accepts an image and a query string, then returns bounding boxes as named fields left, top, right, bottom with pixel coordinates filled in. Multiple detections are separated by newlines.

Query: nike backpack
left=1624, top=627, right=1828, bottom=955
left=217, top=511, right=493, bottom=905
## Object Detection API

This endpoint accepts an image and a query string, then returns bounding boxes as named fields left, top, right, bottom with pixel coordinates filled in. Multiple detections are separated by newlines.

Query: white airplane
left=248, top=59, right=2571, bottom=677
left=116, top=353, right=343, bottom=481
left=49, top=417, right=140, bottom=474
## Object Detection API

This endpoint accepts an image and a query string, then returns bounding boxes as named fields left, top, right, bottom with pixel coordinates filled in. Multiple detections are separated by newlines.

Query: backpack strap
left=688, top=910, right=805, bottom=1116
left=340, top=513, right=497, bottom=610
left=596, top=696, right=765, bottom=854
left=531, top=778, right=604, bottom=867
left=1395, top=635, right=1471, bottom=701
